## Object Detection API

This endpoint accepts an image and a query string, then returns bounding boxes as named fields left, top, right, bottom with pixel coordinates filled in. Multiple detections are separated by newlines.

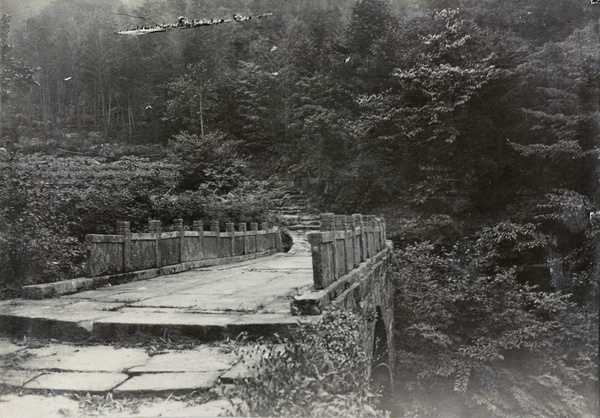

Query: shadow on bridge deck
left=0, top=252, right=319, bottom=343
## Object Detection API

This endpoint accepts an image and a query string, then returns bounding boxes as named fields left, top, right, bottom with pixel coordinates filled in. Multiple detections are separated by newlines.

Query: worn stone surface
left=133, top=399, right=232, bottom=417
left=1, top=252, right=317, bottom=343
left=128, top=347, right=233, bottom=373
left=0, top=394, right=80, bottom=418
left=20, top=345, right=149, bottom=372
left=114, top=371, right=221, bottom=393
left=0, top=370, right=42, bottom=387
left=219, top=360, right=259, bottom=383
left=23, top=249, right=280, bottom=300
left=0, top=341, right=22, bottom=357
left=24, top=372, right=129, bottom=392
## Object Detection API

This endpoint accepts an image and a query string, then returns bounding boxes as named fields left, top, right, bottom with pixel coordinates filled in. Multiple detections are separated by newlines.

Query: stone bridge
left=0, top=213, right=393, bottom=410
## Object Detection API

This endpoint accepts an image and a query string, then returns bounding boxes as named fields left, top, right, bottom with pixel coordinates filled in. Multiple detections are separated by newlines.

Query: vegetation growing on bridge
left=226, top=307, right=387, bottom=417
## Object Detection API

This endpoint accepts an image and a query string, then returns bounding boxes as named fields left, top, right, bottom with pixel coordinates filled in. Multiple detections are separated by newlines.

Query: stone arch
left=370, top=306, right=393, bottom=399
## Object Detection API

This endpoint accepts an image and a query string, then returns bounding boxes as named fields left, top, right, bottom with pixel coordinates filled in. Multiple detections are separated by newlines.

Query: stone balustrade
left=85, top=220, right=282, bottom=277
left=307, top=213, right=387, bottom=289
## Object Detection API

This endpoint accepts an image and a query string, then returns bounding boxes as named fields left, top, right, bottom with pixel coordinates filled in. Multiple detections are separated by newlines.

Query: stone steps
left=0, top=337, right=278, bottom=415
left=286, top=224, right=320, bottom=231
left=270, top=182, right=321, bottom=234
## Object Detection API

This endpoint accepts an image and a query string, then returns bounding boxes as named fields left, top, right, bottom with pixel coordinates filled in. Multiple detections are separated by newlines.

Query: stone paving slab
left=24, top=371, right=129, bottom=392
left=0, top=370, right=43, bottom=387
left=129, top=347, right=233, bottom=373
left=0, top=394, right=80, bottom=418
left=0, top=392, right=233, bottom=417
left=133, top=399, right=232, bottom=417
left=0, top=340, right=246, bottom=394
left=219, top=360, right=258, bottom=382
left=0, top=300, right=124, bottom=323
left=114, top=371, right=221, bottom=393
left=20, top=346, right=149, bottom=372
left=0, top=342, right=22, bottom=357
left=93, top=310, right=239, bottom=327
left=91, top=312, right=236, bottom=342
left=128, top=293, right=253, bottom=310
left=227, top=314, right=320, bottom=339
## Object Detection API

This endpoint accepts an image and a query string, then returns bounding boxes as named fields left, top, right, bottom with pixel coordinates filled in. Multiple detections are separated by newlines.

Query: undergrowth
left=225, top=306, right=388, bottom=417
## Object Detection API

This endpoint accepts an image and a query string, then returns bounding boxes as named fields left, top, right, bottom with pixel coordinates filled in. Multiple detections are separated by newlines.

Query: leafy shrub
left=148, top=188, right=271, bottom=227
left=168, top=131, right=246, bottom=193
left=391, top=239, right=598, bottom=417
left=226, top=307, right=387, bottom=417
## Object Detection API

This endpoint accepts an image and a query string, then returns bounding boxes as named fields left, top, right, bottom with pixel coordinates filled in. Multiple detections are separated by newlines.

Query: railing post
left=368, top=215, right=377, bottom=256
left=226, top=223, right=236, bottom=256
left=250, top=222, right=258, bottom=253
left=238, top=222, right=248, bottom=255
left=275, top=226, right=283, bottom=252
left=174, top=219, right=184, bottom=263
left=381, top=216, right=387, bottom=249
left=376, top=216, right=383, bottom=252
left=320, top=212, right=335, bottom=232
left=193, top=220, right=205, bottom=260
left=321, top=213, right=337, bottom=280
left=376, top=218, right=380, bottom=251
left=335, top=214, right=348, bottom=275
left=238, top=222, right=247, bottom=255
left=149, top=220, right=161, bottom=267
left=347, top=215, right=356, bottom=269
left=261, top=222, right=269, bottom=250
left=308, top=232, right=326, bottom=289
left=362, top=215, right=371, bottom=258
left=85, top=235, right=93, bottom=277
left=116, top=221, right=132, bottom=273
left=352, top=214, right=364, bottom=264
left=211, top=220, right=220, bottom=257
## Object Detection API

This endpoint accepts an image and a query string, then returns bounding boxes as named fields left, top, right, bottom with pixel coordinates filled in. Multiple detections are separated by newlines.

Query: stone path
left=0, top=338, right=263, bottom=416
left=0, top=242, right=320, bottom=416
left=0, top=252, right=318, bottom=344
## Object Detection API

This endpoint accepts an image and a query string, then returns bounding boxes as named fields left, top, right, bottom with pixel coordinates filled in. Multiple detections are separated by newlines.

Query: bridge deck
left=0, top=252, right=319, bottom=342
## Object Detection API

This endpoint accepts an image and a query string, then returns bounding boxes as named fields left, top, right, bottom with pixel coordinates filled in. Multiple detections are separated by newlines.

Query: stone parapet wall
left=307, top=213, right=386, bottom=289
left=86, top=220, right=282, bottom=277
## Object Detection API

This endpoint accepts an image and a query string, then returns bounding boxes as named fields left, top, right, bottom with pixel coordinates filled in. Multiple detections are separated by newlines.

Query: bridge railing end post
left=174, top=219, right=184, bottom=263
left=238, top=222, right=248, bottom=255
left=226, top=222, right=235, bottom=257
left=116, top=221, right=132, bottom=273
left=307, top=231, right=326, bottom=290
left=211, top=220, right=220, bottom=257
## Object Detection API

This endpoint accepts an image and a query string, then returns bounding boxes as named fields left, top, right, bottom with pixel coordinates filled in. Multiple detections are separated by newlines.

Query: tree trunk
left=106, top=89, right=111, bottom=137
left=128, top=99, right=133, bottom=141
left=100, top=72, right=106, bottom=136
left=199, top=91, right=204, bottom=136
left=42, top=85, right=49, bottom=134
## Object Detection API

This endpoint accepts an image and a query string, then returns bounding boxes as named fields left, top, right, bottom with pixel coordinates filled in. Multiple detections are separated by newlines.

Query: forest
left=1, top=0, right=598, bottom=416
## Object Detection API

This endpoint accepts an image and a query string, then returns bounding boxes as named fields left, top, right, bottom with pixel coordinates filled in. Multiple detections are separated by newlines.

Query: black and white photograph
left=0, top=0, right=599, bottom=416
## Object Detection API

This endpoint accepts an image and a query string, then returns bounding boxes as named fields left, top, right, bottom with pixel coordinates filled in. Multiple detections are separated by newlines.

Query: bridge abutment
left=293, top=213, right=395, bottom=381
